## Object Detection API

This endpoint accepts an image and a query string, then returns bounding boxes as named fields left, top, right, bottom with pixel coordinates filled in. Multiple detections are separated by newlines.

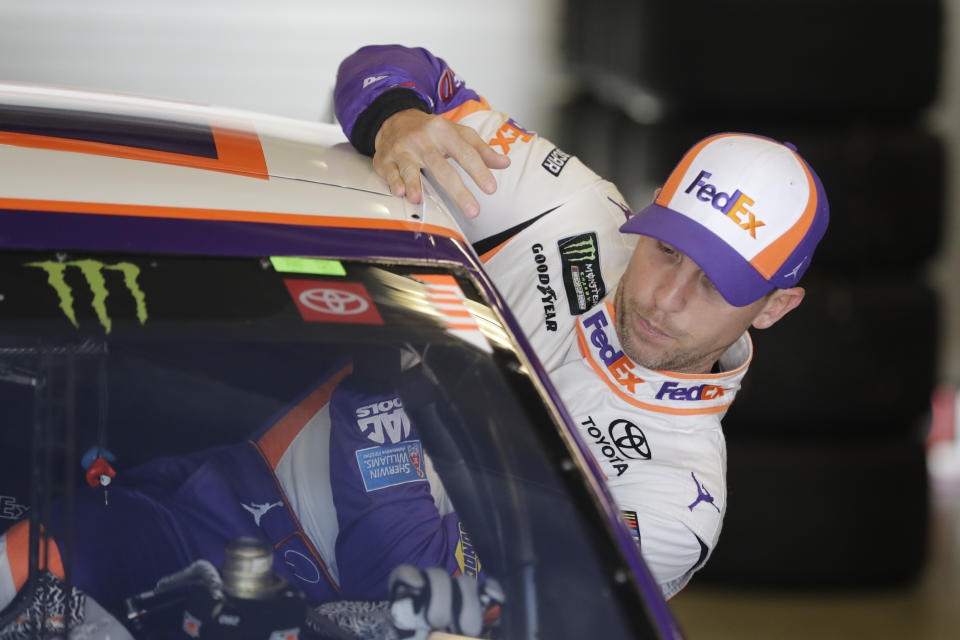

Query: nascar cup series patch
left=355, top=439, right=427, bottom=492
left=557, top=232, right=605, bottom=315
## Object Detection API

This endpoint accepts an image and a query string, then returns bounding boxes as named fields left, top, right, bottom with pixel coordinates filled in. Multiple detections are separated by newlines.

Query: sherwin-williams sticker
left=355, top=439, right=427, bottom=492
left=284, top=279, right=383, bottom=325
left=558, top=232, right=605, bottom=315
left=270, top=257, right=346, bottom=276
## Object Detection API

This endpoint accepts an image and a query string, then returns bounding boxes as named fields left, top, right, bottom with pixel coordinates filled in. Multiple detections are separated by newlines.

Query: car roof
left=0, top=82, right=468, bottom=255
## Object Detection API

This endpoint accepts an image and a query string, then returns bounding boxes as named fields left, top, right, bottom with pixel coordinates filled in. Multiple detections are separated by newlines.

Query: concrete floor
left=670, top=492, right=960, bottom=639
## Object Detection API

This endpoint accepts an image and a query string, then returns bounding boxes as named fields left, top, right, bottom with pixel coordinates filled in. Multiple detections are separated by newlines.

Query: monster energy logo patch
left=558, top=232, right=605, bottom=315
left=26, top=259, right=148, bottom=333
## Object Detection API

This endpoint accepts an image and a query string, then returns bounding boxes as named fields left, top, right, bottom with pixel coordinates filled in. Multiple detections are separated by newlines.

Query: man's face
left=614, top=235, right=773, bottom=374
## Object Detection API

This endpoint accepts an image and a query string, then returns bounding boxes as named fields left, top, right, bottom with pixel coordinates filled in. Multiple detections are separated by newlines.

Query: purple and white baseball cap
left=620, top=133, right=829, bottom=307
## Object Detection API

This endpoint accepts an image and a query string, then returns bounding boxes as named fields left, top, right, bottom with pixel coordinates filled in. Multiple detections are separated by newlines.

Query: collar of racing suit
left=574, top=301, right=752, bottom=417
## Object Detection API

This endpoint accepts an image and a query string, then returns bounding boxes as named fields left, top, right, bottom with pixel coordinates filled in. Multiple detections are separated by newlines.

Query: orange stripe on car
left=416, top=274, right=486, bottom=333
left=0, top=119, right=269, bottom=179
left=0, top=197, right=467, bottom=241
left=444, top=322, right=480, bottom=330
left=438, top=308, right=472, bottom=318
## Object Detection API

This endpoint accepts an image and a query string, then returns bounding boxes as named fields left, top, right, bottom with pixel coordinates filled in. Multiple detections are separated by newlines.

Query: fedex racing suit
left=335, top=45, right=753, bottom=598
left=0, top=358, right=472, bottom=619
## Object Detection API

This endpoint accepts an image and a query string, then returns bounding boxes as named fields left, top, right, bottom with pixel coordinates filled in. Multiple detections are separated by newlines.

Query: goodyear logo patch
left=455, top=521, right=481, bottom=578
left=355, top=440, right=426, bottom=492
left=558, top=233, right=605, bottom=315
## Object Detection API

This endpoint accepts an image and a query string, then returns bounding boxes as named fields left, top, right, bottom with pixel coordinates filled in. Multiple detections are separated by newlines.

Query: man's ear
left=752, top=287, right=805, bottom=330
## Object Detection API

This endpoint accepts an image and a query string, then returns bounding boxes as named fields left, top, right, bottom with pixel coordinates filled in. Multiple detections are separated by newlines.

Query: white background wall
left=0, top=0, right=568, bottom=131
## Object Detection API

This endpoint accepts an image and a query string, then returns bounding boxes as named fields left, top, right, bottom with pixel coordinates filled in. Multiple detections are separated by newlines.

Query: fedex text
left=684, top=170, right=766, bottom=238
left=583, top=310, right=644, bottom=393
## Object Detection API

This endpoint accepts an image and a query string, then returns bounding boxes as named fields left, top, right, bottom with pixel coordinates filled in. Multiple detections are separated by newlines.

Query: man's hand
left=373, top=110, right=510, bottom=218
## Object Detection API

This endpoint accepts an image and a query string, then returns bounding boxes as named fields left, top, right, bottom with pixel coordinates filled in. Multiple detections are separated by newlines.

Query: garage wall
left=0, top=0, right=569, bottom=131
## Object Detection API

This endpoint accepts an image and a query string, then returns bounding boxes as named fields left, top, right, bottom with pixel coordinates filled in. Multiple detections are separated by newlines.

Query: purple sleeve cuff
left=334, top=44, right=482, bottom=152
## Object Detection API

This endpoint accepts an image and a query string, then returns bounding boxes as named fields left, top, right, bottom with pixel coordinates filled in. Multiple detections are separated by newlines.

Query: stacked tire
left=558, top=0, right=943, bottom=586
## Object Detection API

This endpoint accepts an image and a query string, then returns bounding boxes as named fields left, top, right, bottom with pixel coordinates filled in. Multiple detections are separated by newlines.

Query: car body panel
left=0, top=82, right=683, bottom=638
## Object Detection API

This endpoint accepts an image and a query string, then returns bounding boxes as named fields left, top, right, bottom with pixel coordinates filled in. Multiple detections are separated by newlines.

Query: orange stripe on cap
left=655, top=134, right=737, bottom=206
left=440, top=97, right=491, bottom=124
left=748, top=153, right=818, bottom=278
left=0, top=197, right=466, bottom=241
left=5, top=521, right=65, bottom=591
left=257, top=364, right=353, bottom=469
left=0, top=119, right=269, bottom=179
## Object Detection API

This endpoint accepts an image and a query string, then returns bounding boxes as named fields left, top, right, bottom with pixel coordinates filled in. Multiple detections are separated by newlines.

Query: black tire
left=698, top=432, right=929, bottom=587
left=722, top=275, right=938, bottom=437
left=565, top=0, right=943, bottom=118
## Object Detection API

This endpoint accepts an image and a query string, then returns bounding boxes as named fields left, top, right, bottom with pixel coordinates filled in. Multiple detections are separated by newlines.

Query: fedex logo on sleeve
left=684, top=169, right=766, bottom=238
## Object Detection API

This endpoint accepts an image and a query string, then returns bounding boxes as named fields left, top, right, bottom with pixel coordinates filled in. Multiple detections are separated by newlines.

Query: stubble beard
left=615, top=285, right=721, bottom=374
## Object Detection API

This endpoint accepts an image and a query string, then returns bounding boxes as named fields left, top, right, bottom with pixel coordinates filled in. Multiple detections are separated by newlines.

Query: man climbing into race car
left=333, top=44, right=828, bottom=598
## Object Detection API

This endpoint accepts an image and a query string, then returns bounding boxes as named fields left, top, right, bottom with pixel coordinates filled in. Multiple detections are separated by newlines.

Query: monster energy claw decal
left=26, top=259, right=149, bottom=333
left=558, top=232, right=605, bottom=315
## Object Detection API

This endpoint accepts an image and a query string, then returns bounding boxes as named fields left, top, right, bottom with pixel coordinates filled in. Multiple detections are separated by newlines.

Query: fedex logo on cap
left=684, top=169, right=766, bottom=239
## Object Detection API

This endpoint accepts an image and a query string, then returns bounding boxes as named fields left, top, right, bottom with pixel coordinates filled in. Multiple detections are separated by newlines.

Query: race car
left=0, top=83, right=682, bottom=639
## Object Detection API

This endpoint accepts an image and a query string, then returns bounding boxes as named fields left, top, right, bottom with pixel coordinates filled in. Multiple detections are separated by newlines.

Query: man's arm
left=334, top=45, right=509, bottom=218
left=334, top=45, right=608, bottom=247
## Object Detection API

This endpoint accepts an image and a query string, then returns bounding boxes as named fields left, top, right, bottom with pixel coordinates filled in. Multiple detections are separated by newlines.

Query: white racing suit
left=336, top=45, right=754, bottom=598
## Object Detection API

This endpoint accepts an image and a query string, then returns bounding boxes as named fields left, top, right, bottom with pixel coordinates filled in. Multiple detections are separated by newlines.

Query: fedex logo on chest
left=583, top=310, right=644, bottom=393
left=684, top=169, right=766, bottom=238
